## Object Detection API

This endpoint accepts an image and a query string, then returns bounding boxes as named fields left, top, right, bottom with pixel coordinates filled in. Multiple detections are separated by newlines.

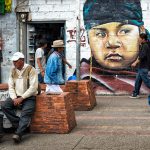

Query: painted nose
left=106, top=35, right=121, bottom=49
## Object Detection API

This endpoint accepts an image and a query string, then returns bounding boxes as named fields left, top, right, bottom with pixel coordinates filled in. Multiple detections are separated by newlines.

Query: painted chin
left=104, top=61, right=124, bottom=69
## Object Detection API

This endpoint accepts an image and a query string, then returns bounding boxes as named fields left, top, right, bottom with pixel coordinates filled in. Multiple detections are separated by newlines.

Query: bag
left=12, top=65, right=41, bottom=95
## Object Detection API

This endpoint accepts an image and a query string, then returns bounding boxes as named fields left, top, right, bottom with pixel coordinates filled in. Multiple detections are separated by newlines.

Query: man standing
left=44, top=40, right=65, bottom=94
left=1, top=52, right=38, bottom=143
left=130, top=33, right=150, bottom=98
left=35, top=39, right=47, bottom=83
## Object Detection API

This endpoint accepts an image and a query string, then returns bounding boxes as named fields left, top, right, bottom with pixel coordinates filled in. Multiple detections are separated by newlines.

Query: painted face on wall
left=88, top=22, right=139, bottom=69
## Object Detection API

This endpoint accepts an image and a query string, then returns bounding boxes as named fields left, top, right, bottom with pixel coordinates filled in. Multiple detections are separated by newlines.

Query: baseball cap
left=11, top=52, right=25, bottom=61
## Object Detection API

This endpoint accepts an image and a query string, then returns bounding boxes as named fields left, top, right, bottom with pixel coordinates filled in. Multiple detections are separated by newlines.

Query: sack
left=45, top=84, right=63, bottom=95
left=12, top=65, right=41, bottom=95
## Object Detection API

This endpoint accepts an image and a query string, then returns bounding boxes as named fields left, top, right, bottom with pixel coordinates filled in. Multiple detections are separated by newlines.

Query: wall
left=0, top=0, right=18, bottom=83
left=79, top=0, right=150, bottom=95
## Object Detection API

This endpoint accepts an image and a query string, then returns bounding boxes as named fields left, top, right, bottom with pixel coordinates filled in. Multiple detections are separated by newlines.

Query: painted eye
left=95, top=31, right=107, bottom=38
left=118, top=29, right=130, bottom=35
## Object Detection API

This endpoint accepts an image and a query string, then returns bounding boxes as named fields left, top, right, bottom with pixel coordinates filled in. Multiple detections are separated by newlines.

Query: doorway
left=27, top=22, right=65, bottom=76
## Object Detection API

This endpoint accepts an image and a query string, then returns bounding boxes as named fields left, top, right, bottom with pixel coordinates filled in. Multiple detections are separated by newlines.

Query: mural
left=80, top=0, right=150, bottom=95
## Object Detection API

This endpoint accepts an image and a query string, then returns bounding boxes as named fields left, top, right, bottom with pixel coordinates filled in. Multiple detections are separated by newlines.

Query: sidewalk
left=1, top=95, right=150, bottom=150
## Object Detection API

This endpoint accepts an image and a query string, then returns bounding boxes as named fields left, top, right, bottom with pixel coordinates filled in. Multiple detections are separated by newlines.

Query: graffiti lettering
left=67, top=27, right=86, bottom=47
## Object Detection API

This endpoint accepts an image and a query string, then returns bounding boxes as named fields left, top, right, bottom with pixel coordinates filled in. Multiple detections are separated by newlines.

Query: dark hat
left=83, top=0, right=144, bottom=30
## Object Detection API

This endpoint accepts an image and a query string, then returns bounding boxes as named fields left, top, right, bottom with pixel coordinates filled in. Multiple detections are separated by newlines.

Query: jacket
left=44, top=51, right=64, bottom=84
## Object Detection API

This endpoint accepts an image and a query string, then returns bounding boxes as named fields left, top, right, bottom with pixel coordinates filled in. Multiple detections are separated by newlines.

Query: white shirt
left=35, top=48, right=46, bottom=74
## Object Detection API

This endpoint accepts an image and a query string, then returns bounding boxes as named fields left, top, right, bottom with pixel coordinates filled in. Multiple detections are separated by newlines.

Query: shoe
left=129, top=94, right=140, bottom=99
left=12, top=134, right=22, bottom=143
left=24, top=127, right=30, bottom=133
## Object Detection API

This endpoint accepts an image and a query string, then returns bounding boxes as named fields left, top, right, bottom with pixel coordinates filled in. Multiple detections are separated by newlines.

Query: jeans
left=1, top=96, right=35, bottom=136
left=38, top=73, right=44, bottom=83
left=133, top=68, right=150, bottom=95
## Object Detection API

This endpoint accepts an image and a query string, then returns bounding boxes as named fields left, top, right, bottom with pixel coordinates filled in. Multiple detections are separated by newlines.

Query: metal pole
left=0, top=21, right=1, bottom=83
left=76, top=0, right=81, bottom=81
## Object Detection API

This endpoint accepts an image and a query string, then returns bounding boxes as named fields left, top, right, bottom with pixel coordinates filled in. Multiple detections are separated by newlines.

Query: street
left=1, top=95, right=150, bottom=150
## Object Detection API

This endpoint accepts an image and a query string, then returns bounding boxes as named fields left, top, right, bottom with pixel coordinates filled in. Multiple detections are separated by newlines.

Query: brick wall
left=31, top=92, right=77, bottom=133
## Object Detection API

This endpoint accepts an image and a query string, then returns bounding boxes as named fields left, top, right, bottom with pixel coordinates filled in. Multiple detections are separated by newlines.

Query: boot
left=0, top=114, right=4, bottom=140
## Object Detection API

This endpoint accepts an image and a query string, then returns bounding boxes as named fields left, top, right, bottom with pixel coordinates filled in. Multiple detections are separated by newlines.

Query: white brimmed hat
left=51, top=40, right=65, bottom=48
left=11, top=52, right=24, bottom=61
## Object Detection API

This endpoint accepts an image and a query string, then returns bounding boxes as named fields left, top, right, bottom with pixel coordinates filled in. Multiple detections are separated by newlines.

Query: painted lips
left=105, top=53, right=123, bottom=61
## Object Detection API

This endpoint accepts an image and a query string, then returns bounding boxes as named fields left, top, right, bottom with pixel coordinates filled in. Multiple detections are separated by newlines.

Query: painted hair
left=83, top=0, right=144, bottom=30
left=140, top=33, right=148, bottom=41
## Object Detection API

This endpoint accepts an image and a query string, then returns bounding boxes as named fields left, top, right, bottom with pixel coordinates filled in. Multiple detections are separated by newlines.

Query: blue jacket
left=44, top=52, right=64, bottom=84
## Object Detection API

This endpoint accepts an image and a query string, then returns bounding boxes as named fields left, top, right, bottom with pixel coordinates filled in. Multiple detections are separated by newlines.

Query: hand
left=68, top=64, right=72, bottom=69
left=13, top=97, right=24, bottom=106
left=41, top=71, right=45, bottom=77
left=131, top=62, right=137, bottom=68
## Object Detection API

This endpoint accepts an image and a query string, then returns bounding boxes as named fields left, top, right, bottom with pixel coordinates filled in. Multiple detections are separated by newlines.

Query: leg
left=1, top=98, right=19, bottom=128
left=15, top=96, right=36, bottom=136
left=38, top=73, right=44, bottom=83
left=140, top=69, right=150, bottom=89
left=133, top=70, right=142, bottom=95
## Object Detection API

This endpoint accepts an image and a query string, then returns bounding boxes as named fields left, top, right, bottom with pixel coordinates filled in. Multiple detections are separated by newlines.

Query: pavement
left=1, top=95, right=150, bottom=150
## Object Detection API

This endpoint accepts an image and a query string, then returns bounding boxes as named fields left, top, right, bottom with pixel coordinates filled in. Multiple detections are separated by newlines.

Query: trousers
left=1, top=96, right=35, bottom=136
left=133, top=68, right=150, bottom=95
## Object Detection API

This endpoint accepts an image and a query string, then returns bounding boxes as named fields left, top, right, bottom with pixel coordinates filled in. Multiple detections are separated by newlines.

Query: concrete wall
left=0, top=0, right=18, bottom=83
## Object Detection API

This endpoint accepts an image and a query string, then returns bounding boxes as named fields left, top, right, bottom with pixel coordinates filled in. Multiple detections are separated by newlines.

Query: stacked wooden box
left=64, top=80, right=96, bottom=110
left=30, top=92, right=76, bottom=133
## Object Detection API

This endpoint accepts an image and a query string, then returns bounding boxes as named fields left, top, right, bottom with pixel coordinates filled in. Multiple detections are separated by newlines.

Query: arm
left=8, top=69, right=17, bottom=100
left=131, top=57, right=140, bottom=68
left=36, top=48, right=45, bottom=76
left=62, top=57, right=72, bottom=69
left=37, top=58, right=45, bottom=76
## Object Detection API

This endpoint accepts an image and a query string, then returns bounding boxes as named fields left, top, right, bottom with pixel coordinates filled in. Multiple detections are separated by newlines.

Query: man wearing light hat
left=44, top=40, right=65, bottom=94
left=1, top=52, right=38, bottom=143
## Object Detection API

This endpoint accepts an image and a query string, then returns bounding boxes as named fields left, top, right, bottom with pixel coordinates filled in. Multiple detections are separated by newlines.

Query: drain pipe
left=76, top=0, right=81, bottom=81
left=0, top=22, right=2, bottom=83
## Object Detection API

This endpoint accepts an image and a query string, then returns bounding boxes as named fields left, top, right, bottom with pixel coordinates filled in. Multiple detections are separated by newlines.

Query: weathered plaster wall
left=0, top=0, right=17, bottom=83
